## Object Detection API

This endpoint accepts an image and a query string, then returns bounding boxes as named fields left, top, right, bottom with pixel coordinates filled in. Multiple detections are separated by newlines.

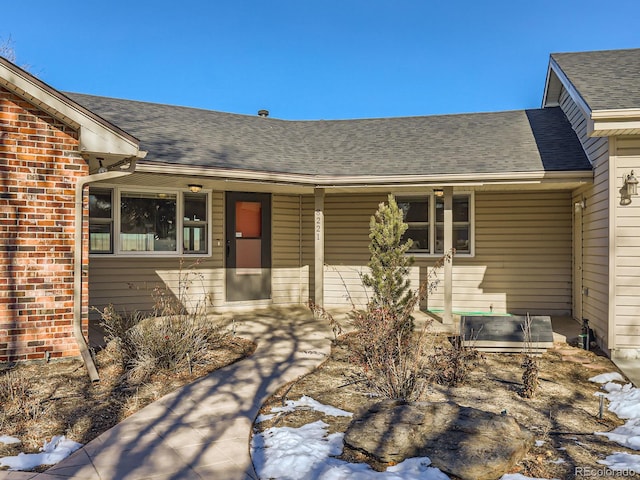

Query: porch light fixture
left=625, top=171, right=638, bottom=197
left=188, top=184, right=203, bottom=193
left=433, top=188, right=444, bottom=197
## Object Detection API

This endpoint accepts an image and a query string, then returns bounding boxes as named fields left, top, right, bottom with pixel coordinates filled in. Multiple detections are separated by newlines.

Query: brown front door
left=225, top=192, right=271, bottom=302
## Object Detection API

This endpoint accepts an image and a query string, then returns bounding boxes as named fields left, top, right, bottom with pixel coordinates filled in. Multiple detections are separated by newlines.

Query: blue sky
left=3, top=1, right=639, bottom=120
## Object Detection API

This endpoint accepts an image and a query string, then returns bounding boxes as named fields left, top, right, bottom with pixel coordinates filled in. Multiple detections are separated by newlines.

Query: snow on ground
left=590, top=372, right=640, bottom=471
left=598, top=452, right=640, bottom=471
left=0, top=435, right=82, bottom=471
left=251, top=395, right=556, bottom=480
left=256, top=396, right=353, bottom=424
left=0, top=436, right=20, bottom=445
left=252, top=419, right=449, bottom=480
left=589, top=372, right=626, bottom=383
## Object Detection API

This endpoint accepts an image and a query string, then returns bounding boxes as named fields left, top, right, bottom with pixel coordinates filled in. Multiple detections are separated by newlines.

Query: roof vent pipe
left=258, top=109, right=269, bottom=118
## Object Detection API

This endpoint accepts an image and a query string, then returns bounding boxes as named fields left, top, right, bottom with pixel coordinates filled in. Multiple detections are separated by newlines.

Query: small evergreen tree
left=361, top=194, right=416, bottom=328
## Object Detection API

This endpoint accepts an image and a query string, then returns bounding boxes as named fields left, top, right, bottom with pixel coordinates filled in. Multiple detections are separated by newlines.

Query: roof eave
left=135, top=161, right=593, bottom=189
left=589, top=109, right=640, bottom=137
left=0, top=57, right=142, bottom=166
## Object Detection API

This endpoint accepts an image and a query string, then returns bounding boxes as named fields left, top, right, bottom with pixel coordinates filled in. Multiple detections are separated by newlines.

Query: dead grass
left=255, top=333, right=637, bottom=480
left=0, top=333, right=255, bottom=469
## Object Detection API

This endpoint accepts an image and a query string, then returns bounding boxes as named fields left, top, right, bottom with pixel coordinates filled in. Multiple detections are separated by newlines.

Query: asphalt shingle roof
left=68, top=93, right=591, bottom=177
left=552, top=48, right=640, bottom=111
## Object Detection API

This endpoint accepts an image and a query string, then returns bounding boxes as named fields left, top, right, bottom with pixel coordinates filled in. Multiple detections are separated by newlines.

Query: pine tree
left=361, top=194, right=416, bottom=328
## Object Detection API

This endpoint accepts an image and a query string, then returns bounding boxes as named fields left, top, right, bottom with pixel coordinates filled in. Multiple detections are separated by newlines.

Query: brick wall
left=0, top=86, right=89, bottom=362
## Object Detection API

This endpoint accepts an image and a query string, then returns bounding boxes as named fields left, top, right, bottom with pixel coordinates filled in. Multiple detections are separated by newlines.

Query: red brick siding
left=0, top=87, right=89, bottom=362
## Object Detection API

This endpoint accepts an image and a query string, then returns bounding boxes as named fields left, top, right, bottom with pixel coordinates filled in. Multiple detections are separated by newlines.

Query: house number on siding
left=315, top=211, right=322, bottom=241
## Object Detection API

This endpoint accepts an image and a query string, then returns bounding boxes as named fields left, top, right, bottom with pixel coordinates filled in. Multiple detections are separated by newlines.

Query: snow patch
left=252, top=420, right=448, bottom=479
left=270, top=395, right=353, bottom=417
left=589, top=372, right=625, bottom=384
left=598, top=451, right=640, bottom=471
left=0, top=435, right=20, bottom=445
left=0, top=435, right=82, bottom=471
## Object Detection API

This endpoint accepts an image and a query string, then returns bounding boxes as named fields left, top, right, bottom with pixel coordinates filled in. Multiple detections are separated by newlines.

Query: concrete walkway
left=1, top=307, right=332, bottom=480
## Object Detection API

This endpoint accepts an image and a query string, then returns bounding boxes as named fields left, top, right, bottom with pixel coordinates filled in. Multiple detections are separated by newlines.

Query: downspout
left=74, top=159, right=137, bottom=381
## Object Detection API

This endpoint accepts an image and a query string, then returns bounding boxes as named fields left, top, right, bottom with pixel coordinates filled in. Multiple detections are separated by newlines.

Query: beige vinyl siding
left=89, top=191, right=226, bottom=316
left=322, top=194, right=385, bottom=307
left=272, top=194, right=308, bottom=304
left=314, top=192, right=570, bottom=314
left=559, top=87, right=609, bottom=344
left=425, top=191, right=572, bottom=315
left=613, top=136, right=640, bottom=352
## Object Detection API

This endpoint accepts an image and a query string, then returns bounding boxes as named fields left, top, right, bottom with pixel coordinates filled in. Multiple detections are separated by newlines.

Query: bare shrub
left=348, top=306, right=433, bottom=400
left=308, top=299, right=343, bottom=342
left=0, top=369, right=46, bottom=424
left=95, top=258, right=226, bottom=383
left=520, top=313, right=539, bottom=398
left=427, top=330, right=483, bottom=387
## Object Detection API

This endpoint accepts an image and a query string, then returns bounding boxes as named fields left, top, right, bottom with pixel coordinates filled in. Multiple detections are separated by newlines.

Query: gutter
left=73, top=159, right=138, bottom=381
left=135, top=162, right=594, bottom=188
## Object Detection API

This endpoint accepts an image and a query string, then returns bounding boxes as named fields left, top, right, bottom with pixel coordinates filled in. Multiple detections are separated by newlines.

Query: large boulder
left=343, top=400, right=533, bottom=480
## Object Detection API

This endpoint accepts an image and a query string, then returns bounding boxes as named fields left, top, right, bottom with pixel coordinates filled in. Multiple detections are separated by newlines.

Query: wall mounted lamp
left=188, top=184, right=203, bottom=193
left=574, top=199, right=586, bottom=212
left=433, top=188, right=444, bottom=197
left=624, top=171, right=638, bottom=198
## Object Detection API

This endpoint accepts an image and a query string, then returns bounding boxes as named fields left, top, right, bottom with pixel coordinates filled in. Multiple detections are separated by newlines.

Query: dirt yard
left=1, top=322, right=636, bottom=479
left=254, top=332, right=636, bottom=480
left=0, top=335, right=255, bottom=472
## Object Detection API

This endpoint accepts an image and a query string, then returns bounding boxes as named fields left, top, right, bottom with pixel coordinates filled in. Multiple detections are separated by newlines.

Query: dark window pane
left=184, top=194, right=207, bottom=222
left=120, top=193, right=177, bottom=252
left=404, top=227, right=429, bottom=251
left=435, top=225, right=470, bottom=254
left=398, top=200, right=429, bottom=222
left=436, top=195, right=470, bottom=222
left=453, top=196, right=469, bottom=222
left=89, top=190, right=112, bottom=218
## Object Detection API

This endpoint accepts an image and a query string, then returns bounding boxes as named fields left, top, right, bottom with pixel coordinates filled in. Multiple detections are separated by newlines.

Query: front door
left=225, top=192, right=271, bottom=302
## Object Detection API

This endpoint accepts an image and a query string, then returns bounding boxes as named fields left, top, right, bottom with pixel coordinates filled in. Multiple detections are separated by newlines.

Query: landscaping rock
left=343, top=400, right=533, bottom=480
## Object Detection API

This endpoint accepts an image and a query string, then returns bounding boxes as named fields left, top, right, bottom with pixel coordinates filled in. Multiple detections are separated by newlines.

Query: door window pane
left=236, top=201, right=262, bottom=238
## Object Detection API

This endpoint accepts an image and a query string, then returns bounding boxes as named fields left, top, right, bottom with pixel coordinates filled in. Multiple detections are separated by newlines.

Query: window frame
left=89, top=185, right=212, bottom=257
left=396, top=191, right=475, bottom=258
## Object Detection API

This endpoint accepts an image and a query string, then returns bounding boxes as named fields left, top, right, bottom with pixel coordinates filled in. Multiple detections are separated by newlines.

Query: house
left=1, top=48, right=639, bottom=378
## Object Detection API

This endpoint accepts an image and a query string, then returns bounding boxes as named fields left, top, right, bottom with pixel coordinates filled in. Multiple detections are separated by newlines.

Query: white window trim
left=89, top=184, right=212, bottom=257
left=395, top=191, right=475, bottom=258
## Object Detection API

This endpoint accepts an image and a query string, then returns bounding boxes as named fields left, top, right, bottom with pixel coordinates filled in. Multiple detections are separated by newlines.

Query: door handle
left=226, top=240, right=230, bottom=258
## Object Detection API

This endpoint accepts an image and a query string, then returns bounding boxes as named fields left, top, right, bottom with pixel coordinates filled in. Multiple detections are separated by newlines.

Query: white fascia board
left=135, top=162, right=593, bottom=188
left=0, top=59, right=140, bottom=160
left=589, top=109, right=640, bottom=137
left=545, top=58, right=592, bottom=119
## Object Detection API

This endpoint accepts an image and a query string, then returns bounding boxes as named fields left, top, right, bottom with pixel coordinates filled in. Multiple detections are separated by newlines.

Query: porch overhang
left=132, top=161, right=593, bottom=194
